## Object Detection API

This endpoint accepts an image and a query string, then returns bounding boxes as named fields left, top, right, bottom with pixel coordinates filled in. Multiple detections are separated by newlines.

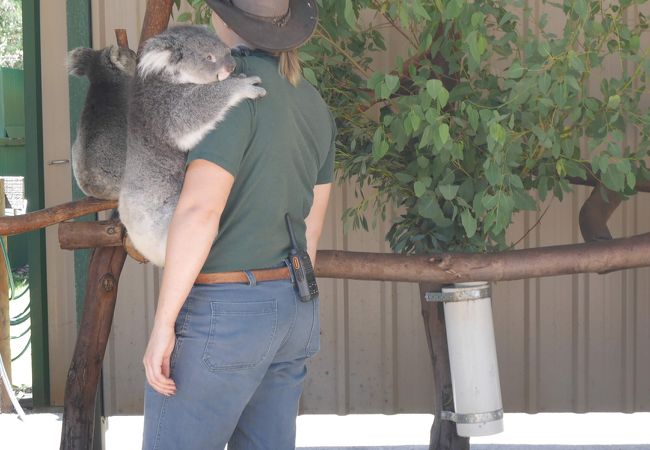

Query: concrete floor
left=1, top=411, right=650, bottom=449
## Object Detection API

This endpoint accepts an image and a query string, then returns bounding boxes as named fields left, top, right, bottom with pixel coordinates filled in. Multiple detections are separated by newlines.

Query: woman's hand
left=143, top=323, right=177, bottom=396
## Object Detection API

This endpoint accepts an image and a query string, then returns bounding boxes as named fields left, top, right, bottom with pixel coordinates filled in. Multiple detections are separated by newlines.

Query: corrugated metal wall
left=43, top=0, right=650, bottom=414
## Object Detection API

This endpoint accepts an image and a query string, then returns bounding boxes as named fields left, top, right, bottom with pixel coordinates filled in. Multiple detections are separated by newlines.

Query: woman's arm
left=143, top=159, right=233, bottom=396
left=304, top=183, right=332, bottom=266
left=154, top=159, right=234, bottom=325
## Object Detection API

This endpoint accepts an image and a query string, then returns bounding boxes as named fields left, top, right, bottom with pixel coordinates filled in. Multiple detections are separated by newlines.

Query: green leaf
left=438, top=123, right=450, bottom=144
left=607, top=94, right=621, bottom=109
left=538, top=73, right=552, bottom=93
left=471, top=12, right=484, bottom=28
left=568, top=51, right=585, bottom=73
left=566, top=75, right=581, bottom=92
left=367, top=72, right=384, bottom=89
left=439, top=185, right=459, bottom=200
left=467, top=106, right=479, bottom=131
left=489, top=122, right=505, bottom=143
left=343, top=0, right=356, bottom=28
left=512, top=190, right=537, bottom=211
left=538, top=40, right=551, bottom=57
left=575, top=0, right=589, bottom=18
left=372, top=140, right=389, bottom=161
left=426, top=79, right=442, bottom=99
left=412, top=0, right=431, bottom=20
left=394, top=173, right=413, bottom=184
left=438, top=87, right=450, bottom=108
left=506, top=61, right=525, bottom=79
left=467, top=31, right=483, bottom=64
left=485, top=160, right=502, bottom=185
left=444, top=0, right=464, bottom=19
left=461, top=210, right=478, bottom=238
left=409, top=111, right=421, bottom=132
left=414, top=181, right=426, bottom=197
left=602, top=165, right=625, bottom=191
left=482, top=193, right=498, bottom=209
left=385, top=74, right=400, bottom=95
left=302, top=67, right=317, bottom=85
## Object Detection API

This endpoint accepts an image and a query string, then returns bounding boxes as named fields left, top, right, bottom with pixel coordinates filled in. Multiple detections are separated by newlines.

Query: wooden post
left=59, top=2, right=173, bottom=447
left=60, top=246, right=127, bottom=450
left=419, top=281, right=469, bottom=450
left=0, top=179, right=13, bottom=412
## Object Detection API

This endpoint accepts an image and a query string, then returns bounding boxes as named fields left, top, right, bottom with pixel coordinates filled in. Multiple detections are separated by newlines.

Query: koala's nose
left=223, top=56, right=237, bottom=73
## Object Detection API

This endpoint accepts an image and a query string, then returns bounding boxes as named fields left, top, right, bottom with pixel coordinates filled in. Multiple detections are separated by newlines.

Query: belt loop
left=244, top=270, right=257, bottom=286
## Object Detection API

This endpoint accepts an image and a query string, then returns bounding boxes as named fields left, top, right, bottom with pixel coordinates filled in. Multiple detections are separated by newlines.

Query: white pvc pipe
left=443, top=281, right=503, bottom=437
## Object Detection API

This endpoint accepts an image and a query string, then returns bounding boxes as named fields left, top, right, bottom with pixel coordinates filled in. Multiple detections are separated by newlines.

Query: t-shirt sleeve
left=316, top=111, right=337, bottom=185
left=185, top=101, right=253, bottom=177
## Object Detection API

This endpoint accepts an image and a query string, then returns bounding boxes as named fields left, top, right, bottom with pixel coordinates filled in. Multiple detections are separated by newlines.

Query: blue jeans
left=142, top=268, right=320, bottom=450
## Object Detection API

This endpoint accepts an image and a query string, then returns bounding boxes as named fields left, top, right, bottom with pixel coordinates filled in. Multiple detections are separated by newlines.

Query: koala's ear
left=138, top=47, right=172, bottom=78
left=67, top=47, right=96, bottom=77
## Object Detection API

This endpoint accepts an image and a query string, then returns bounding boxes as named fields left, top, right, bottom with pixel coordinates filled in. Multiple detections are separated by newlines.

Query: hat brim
left=206, top=0, right=318, bottom=52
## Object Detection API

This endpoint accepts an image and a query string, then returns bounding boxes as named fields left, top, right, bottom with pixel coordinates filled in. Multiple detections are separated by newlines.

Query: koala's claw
left=237, top=75, right=266, bottom=99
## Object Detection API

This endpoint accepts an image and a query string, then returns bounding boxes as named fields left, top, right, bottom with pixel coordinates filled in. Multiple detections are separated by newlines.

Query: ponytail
left=276, top=48, right=302, bottom=86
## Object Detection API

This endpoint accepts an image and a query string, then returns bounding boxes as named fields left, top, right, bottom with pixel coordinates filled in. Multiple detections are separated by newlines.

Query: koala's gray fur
left=68, top=45, right=136, bottom=199
left=119, top=25, right=266, bottom=267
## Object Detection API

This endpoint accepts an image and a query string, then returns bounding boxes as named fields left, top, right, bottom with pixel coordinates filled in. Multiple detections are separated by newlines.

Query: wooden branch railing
left=58, top=220, right=650, bottom=283
left=0, top=197, right=115, bottom=236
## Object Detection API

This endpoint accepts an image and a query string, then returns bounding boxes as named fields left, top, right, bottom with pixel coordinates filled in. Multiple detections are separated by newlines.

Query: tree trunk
left=60, top=246, right=126, bottom=450
left=138, top=0, right=175, bottom=54
left=419, top=282, right=470, bottom=450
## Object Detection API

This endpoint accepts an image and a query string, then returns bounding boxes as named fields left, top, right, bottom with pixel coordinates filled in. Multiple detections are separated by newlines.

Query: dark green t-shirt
left=186, top=50, right=336, bottom=273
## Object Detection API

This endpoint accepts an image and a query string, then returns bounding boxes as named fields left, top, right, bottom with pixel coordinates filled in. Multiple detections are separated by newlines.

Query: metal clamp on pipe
left=425, top=286, right=491, bottom=303
left=426, top=282, right=504, bottom=437
left=440, top=409, right=504, bottom=424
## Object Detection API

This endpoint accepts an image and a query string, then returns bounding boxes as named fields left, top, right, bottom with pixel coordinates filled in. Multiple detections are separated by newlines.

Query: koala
left=68, top=45, right=136, bottom=200
left=118, top=25, right=266, bottom=267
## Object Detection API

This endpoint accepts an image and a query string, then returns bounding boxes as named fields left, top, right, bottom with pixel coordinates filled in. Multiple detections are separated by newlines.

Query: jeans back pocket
left=202, top=300, right=278, bottom=372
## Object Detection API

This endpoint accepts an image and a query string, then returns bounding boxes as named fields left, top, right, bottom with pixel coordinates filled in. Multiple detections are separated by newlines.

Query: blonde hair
left=275, top=48, right=302, bottom=86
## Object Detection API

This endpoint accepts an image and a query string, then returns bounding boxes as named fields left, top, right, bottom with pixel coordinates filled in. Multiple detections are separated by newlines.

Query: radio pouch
left=285, top=213, right=319, bottom=302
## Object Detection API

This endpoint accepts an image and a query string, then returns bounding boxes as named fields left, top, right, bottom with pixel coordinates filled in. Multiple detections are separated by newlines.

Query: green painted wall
left=67, top=0, right=94, bottom=327
left=22, top=0, right=50, bottom=407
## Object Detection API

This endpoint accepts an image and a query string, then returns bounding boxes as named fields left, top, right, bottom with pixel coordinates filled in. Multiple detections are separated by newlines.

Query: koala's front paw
left=109, top=45, right=137, bottom=76
left=240, top=76, right=267, bottom=99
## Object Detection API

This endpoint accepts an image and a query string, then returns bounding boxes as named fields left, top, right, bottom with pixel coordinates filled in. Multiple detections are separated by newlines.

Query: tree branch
left=0, top=198, right=116, bottom=236
left=579, top=184, right=623, bottom=242
left=57, top=221, right=650, bottom=283
left=137, top=0, right=175, bottom=54
left=567, top=175, right=650, bottom=192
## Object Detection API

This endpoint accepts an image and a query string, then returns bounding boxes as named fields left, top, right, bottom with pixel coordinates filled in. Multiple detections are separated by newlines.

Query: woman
left=141, top=1, right=335, bottom=449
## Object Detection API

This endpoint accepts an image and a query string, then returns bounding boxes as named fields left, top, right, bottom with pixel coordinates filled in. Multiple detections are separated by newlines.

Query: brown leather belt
left=195, top=266, right=291, bottom=285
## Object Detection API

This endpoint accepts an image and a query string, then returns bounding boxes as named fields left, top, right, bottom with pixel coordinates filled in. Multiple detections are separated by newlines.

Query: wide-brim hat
left=205, top=0, right=318, bottom=52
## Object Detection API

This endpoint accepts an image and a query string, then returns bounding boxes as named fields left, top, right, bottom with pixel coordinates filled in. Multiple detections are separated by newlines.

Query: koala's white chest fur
left=173, top=122, right=217, bottom=151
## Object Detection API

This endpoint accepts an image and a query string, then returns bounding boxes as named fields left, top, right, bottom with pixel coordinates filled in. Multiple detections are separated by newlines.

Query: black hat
left=205, top=0, right=319, bottom=52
